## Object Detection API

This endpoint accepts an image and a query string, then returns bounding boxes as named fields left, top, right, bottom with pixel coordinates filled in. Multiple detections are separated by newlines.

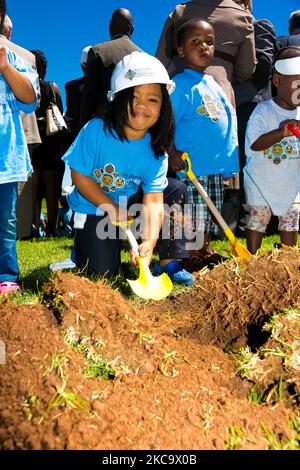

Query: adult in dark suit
left=80, top=8, right=142, bottom=127
left=65, top=46, right=91, bottom=145
left=277, top=10, right=300, bottom=49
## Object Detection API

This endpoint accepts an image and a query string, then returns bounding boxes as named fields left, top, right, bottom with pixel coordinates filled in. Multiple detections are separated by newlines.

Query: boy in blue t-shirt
left=169, top=18, right=239, bottom=270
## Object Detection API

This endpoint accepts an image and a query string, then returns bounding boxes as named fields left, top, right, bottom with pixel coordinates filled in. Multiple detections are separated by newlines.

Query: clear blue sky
left=7, top=0, right=299, bottom=109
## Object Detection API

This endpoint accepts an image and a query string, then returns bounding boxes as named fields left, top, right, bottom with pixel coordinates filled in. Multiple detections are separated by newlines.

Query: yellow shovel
left=181, top=153, right=252, bottom=261
left=113, top=220, right=173, bottom=300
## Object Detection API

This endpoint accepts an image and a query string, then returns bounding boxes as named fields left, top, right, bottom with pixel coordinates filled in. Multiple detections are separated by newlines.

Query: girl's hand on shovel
left=168, top=147, right=187, bottom=172
left=108, top=204, right=133, bottom=225
left=130, top=241, right=154, bottom=267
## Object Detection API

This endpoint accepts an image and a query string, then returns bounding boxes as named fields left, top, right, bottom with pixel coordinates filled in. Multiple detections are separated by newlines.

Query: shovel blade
left=127, top=258, right=173, bottom=300
left=230, top=241, right=252, bottom=260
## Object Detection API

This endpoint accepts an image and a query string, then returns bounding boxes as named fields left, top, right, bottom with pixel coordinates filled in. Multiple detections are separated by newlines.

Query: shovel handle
left=124, top=227, right=139, bottom=257
left=180, top=152, right=233, bottom=237
left=111, top=217, right=134, bottom=228
left=180, top=154, right=251, bottom=258
left=180, top=152, right=196, bottom=180
left=111, top=219, right=140, bottom=257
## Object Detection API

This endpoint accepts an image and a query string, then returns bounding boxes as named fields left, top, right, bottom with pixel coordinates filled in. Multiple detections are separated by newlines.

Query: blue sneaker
left=152, top=261, right=195, bottom=286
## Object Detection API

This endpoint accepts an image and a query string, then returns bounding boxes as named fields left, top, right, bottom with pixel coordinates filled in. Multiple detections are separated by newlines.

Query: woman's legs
left=0, top=182, right=19, bottom=283
left=43, top=170, right=62, bottom=237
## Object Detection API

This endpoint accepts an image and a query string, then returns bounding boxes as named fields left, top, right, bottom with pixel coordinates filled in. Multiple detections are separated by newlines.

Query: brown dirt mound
left=0, top=300, right=99, bottom=449
left=147, top=249, right=300, bottom=350
left=43, top=272, right=162, bottom=374
left=0, top=249, right=300, bottom=449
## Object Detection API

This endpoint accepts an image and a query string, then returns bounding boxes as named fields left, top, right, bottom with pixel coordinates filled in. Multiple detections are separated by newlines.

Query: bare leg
left=245, top=228, right=264, bottom=254
left=279, top=230, right=298, bottom=247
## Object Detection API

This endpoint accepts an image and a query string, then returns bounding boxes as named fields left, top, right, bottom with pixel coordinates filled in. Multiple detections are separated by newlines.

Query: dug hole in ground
left=0, top=249, right=300, bottom=450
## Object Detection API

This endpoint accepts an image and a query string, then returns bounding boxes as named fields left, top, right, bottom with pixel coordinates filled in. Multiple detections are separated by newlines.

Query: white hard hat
left=80, top=46, right=92, bottom=65
left=107, top=51, right=175, bottom=101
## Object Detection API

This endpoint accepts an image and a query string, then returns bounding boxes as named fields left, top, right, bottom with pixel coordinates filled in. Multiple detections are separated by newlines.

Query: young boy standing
left=244, top=46, right=300, bottom=254
left=169, top=18, right=239, bottom=270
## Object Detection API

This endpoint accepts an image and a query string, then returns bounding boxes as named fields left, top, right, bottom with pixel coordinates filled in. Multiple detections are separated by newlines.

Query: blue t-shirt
left=171, top=69, right=239, bottom=177
left=62, top=118, right=168, bottom=215
left=0, top=48, right=38, bottom=184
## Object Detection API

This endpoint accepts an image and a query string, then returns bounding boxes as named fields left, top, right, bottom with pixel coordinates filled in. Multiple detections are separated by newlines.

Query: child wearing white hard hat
left=62, top=51, right=194, bottom=285
left=244, top=46, right=300, bottom=254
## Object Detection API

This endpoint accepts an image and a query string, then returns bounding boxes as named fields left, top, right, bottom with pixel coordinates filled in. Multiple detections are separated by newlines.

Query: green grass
left=224, top=425, right=245, bottom=450
left=17, top=236, right=74, bottom=292
left=46, top=380, right=92, bottom=414
left=63, top=328, right=116, bottom=380
left=43, top=351, right=69, bottom=380
left=260, top=420, right=300, bottom=450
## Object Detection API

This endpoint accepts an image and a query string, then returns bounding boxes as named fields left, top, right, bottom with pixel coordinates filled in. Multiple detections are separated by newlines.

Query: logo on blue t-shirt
left=93, top=163, right=142, bottom=193
left=263, top=140, right=294, bottom=165
left=197, top=94, right=225, bottom=122
left=93, top=163, right=125, bottom=193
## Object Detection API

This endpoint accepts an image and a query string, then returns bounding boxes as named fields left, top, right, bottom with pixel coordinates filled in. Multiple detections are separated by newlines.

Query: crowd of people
left=1, top=0, right=300, bottom=294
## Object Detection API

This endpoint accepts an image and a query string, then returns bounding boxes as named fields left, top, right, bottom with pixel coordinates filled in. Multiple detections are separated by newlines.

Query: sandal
left=0, top=281, right=20, bottom=294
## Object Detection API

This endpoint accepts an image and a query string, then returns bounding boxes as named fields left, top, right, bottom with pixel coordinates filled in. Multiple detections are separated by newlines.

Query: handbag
left=46, top=82, right=67, bottom=136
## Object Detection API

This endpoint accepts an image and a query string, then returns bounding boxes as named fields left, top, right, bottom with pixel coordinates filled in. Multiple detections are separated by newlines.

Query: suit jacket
left=234, top=18, right=277, bottom=108
left=65, top=76, right=85, bottom=143
left=0, top=35, right=41, bottom=145
left=155, top=0, right=256, bottom=106
left=80, top=35, right=142, bottom=126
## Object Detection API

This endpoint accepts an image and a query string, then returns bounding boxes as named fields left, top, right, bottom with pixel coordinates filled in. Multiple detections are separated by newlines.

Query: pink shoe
left=0, top=282, right=20, bottom=294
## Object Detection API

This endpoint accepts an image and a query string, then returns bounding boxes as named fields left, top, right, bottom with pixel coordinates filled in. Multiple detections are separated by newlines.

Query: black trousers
left=74, top=177, right=188, bottom=276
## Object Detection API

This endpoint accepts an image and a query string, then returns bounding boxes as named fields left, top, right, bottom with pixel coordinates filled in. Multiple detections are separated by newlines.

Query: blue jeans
left=0, top=182, right=19, bottom=282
